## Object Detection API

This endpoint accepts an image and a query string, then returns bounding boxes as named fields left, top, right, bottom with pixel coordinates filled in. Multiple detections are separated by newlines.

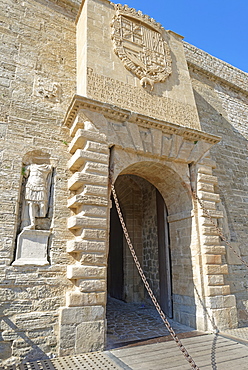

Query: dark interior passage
left=107, top=174, right=173, bottom=345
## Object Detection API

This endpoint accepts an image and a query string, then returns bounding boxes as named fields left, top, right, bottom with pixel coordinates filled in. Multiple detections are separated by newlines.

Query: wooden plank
left=111, top=334, right=214, bottom=357
left=110, top=335, right=248, bottom=370
left=112, top=337, right=237, bottom=363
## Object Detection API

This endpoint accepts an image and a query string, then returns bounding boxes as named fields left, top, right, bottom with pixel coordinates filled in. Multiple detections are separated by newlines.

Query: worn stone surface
left=0, top=0, right=247, bottom=365
left=188, top=56, right=248, bottom=326
left=13, top=229, right=50, bottom=266
left=0, top=0, right=76, bottom=364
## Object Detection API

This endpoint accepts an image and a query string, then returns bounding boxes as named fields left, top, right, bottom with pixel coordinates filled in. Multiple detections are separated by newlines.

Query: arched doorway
left=107, top=174, right=175, bottom=345
left=108, top=174, right=172, bottom=316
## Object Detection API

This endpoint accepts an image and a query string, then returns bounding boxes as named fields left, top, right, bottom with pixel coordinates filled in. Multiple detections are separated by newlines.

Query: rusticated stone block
left=198, top=191, right=220, bottom=202
left=221, top=264, right=229, bottom=274
left=207, top=285, right=230, bottom=297
left=79, top=204, right=107, bottom=218
left=203, top=245, right=226, bottom=255
left=69, top=129, right=107, bottom=153
left=59, top=306, right=105, bottom=325
left=68, top=194, right=108, bottom=209
left=80, top=252, right=107, bottom=266
left=68, top=172, right=108, bottom=191
left=197, top=182, right=215, bottom=193
left=205, top=294, right=236, bottom=309
left=67, top=239, right=106, bottom=253
left=201, top=235, right=220, bottom=246
left=197, top=165, right=213, bottom=175
left=204, top=264, right=228, bottom=275
left=198, top=173, right=218, bottom=184
left=203, top=254, right=222, bottom=264
left=68, top=215, right=107, bottom=230
left=66, top=291, right=106, bottom=306
left=78, top=279, right=106, bottom=292
left=201, top=226, right=219, bottom=235
left=211, top=307, right=238, bottom=329
left=204, top=274, right=224, bottom=286
left=82, top=184, right=108, bottom=197
left=75, top=320, right=105, bottom=353
left=83, top=161, right=109, bottom=175
left=84, top=140, right=108, bottom=154
left=67, top=265, right=106, bottom=279
left=68, top=150, right=109, bottom=172
left=81, top=228, right=107, bottom=240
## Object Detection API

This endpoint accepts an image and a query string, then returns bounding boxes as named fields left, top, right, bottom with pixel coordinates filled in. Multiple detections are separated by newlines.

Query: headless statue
left=23, top=164, right=52, bottom=229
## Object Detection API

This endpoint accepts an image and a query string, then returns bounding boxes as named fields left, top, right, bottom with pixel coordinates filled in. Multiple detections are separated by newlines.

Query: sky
left=122, top=0, right=248, bottom=73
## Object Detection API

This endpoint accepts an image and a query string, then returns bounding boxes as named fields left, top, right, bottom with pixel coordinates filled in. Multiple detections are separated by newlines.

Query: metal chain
left=111, top=184, right=200, bottom=370
left=192, top=190, right=248, bottom=269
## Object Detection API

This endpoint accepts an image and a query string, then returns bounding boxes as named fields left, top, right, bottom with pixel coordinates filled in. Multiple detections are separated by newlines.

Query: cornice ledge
left=63, top=94, right=221, bottom=145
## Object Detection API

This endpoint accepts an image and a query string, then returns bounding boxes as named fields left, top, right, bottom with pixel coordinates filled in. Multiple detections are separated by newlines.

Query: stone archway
left=60, top=99, right=237, bottom=356
left=110, top=159, right=196, bottom=330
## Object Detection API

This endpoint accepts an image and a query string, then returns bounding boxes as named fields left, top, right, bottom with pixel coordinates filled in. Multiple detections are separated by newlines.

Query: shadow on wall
left=193, top=87, right=248, bottom=325
left=0, top=316, right=54, bottom=365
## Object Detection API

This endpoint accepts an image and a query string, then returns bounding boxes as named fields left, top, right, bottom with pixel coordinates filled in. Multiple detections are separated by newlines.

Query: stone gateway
left=0, top=0, right=247, bottom=365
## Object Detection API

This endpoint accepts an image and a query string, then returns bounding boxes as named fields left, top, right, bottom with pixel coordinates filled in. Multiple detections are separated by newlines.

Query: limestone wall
left=0, top=0, right=247, bottom=364
left=0, top=0, right=77, bottom=363
left=185, top=44, right=248, bottom=326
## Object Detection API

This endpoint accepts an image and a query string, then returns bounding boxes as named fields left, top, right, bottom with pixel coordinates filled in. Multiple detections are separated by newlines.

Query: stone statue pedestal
left=13, top=229, right=50, bottom=266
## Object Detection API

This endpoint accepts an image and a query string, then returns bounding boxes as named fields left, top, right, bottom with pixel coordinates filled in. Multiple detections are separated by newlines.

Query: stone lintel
left=64, top=95, right=221, bottom=147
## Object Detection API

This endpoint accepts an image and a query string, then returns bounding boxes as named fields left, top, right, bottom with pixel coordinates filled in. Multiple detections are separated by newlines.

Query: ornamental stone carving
left=111, top=4, right=172, bottom=90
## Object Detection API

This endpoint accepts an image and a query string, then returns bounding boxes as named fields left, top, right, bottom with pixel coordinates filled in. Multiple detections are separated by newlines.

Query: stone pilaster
left=58, top=111, right=109, bottom=356
left=195, top=156, right=238, bottom=331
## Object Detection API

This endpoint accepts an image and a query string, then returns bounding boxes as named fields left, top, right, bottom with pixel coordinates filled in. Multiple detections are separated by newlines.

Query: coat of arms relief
left=111, top=4, right=172, bottom=90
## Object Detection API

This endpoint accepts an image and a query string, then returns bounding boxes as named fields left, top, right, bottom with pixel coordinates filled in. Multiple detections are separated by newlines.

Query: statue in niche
left=22, top=163, right=53, bottom=230
left=13, top=151, right=54, bottom=266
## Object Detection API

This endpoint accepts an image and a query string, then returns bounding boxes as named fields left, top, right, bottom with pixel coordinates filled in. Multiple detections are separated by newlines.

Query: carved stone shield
left=111, top=4, right=172, bottom=90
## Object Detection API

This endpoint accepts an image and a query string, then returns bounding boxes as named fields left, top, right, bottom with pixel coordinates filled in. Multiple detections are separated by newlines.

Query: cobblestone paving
left=106, top=297, right=194, bottom=349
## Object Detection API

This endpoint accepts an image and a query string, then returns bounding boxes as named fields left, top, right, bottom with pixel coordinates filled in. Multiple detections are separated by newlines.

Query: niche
left=13, top=151, right=55, bottom=266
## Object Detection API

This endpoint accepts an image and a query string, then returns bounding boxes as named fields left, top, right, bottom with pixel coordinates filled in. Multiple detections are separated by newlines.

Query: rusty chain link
left=111, top=184, right=200, bottom=370
left=192, top=190, right=248, bottom=269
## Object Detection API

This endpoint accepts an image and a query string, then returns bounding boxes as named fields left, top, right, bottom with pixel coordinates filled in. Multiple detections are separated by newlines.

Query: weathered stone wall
left=0, top=0, right=77, bottom=364
left=142, top=183, right=160, bottom=302
left=0, top=0, right=247, bottom=364
left=185, top=43, right=248, bottom=326
left=115, top=175, right=144, bottom=303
